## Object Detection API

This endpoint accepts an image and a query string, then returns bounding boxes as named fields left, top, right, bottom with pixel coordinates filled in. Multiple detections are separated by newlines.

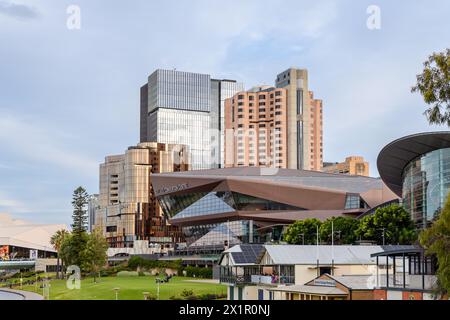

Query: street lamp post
left=299, top=233, right=305, bottom=245
left=113, top=287, right=120, bottom=300
left=157, top=280, right=160, bottom=300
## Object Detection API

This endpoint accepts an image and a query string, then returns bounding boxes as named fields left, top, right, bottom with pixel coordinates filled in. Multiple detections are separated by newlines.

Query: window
left=345, top=194, right=361, bottom=209
left=275, top=91, right=282, bottom=96
left=106, top=226, right=117, bottom=233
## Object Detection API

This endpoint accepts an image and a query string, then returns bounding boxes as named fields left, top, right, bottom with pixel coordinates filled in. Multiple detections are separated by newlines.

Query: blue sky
left=0, top=0, right=449, bottom=225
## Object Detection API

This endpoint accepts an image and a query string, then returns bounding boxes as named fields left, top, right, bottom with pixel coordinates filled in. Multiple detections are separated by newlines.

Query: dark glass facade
left=402, top=148, right=450, bottom=228
left=159, top=191, right=304, bottom=219
left=158, top=191, right=304, bottom=247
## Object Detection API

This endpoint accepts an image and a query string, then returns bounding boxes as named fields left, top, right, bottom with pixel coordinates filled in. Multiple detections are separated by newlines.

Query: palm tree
left=50, top=229, right=70, bottom=279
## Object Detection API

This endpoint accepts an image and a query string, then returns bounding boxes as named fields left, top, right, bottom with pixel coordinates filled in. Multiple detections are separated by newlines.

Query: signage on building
left=156, top=183, right=189, bottom=195
left=29, top=249, right=38, bottom=260
left=0, top=245, right=9, bottom=261
left=313, top=279, right=336, bottom=287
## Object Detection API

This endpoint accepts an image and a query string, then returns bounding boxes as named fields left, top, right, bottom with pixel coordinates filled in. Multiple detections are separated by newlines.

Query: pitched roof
left=0, top=213, right=68, bottom=252
left=324, top=274, right=375, bottom=290
left=262, top=245, right=385, bottom=265
left=268, top=284, right=347, bottom=295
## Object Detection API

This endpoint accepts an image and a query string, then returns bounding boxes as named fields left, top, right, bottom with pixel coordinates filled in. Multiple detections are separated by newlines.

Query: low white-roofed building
left=0, top=213, right=68, bottom=262
left=219, top=244, right=399, bottom=300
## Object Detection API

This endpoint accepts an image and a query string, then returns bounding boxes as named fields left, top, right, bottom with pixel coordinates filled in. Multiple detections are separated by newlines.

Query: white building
left=218, top=244, right=395, bottom=300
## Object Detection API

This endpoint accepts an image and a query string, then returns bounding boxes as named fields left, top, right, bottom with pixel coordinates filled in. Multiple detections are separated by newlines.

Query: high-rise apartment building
left=309, top=91, right=323, bottom=171
left=275, top=68, right=323, bottom=171
left=140, top=69, right=243, bottom=170
left=224, top=86, right=288, bottom=168
left=93, top=142, right=190, bottom=248
left=322, top=156, right=369, bottom=176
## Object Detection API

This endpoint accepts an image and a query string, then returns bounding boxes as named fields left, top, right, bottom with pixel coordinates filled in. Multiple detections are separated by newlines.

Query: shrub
left=181, top=289, right=194, bottom=297
left=184, top=266, right=213, bottom=279
left=116, top=271, right=139, bottom=277
left=127, top=256, right=182, bottom=271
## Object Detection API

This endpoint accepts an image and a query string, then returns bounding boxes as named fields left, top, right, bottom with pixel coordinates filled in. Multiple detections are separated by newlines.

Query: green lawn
left=21, top=276, right=226, bottom=300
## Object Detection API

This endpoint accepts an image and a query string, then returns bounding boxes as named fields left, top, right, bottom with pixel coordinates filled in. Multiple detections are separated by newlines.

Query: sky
left=0, top=0, right=449, bottom=225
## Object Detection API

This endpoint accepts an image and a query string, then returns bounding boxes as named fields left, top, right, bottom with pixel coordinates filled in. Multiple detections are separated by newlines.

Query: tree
left=412, top=48, right=450, bottom=125
left=71, top=186, right=89, bottom=234
left=419, top=193, right=450, bottom=296
left=50, top=229, right=70, bottom=279
left=283, top=218, right=322, bottom=245
left=59, top=232, right=89, bottom=269
left=319, top=217, right=359, bottom=245
left=355, top=204, right=417, bottom=245
left=82, top=228, right=108, bottom=283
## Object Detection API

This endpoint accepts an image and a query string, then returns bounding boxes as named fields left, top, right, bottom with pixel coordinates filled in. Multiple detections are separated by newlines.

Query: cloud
left=0, top=190, right=32, bottom=213
left=0, top=0, right=39, bottom=20
left=0, top=111, right=98, bottom=177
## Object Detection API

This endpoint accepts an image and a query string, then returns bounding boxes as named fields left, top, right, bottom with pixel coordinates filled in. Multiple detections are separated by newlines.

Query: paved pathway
left=0, top=288, right=43, bottom=300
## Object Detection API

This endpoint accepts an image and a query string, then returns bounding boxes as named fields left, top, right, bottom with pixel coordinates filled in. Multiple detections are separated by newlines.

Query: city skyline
left=0, top=0, right=449, bottom=225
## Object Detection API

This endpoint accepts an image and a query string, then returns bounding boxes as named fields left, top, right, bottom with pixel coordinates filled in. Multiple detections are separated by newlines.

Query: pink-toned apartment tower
left=309, top=91, right=323, bottom=171
left=224, top=86, right=288, bottom=168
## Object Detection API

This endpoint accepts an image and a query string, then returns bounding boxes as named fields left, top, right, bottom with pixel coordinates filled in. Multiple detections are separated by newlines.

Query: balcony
left=219, top=266, right=295, bottom=286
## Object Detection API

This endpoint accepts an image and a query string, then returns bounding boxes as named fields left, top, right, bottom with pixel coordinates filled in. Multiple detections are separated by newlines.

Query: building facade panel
left=94, top=142, right=190, bottom=248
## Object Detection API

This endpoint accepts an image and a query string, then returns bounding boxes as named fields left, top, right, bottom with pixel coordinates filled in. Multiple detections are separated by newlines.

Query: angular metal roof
left=153, top=167, right=386, bottom=195
left=377, top=131, right=450, bottom=196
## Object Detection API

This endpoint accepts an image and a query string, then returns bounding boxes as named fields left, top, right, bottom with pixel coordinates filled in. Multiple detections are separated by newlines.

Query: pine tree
left=71, top=186, right=89, bottom=234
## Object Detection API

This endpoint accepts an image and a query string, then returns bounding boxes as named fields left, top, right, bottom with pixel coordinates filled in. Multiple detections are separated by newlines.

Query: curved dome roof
left=377, top=131, right=450, bottom=196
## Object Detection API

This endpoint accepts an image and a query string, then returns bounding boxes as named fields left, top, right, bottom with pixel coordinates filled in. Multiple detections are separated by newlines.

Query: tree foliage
left=82, top=228, right=108, bottom=282
left=355, top=204, right=417, bottom=245
left=412, top=48, right=450, bottom=125
left=283, top=218, right=321, bottom=245
left=282, top=205, right=417, bottom=245
left=59, top=231, right=89, bottom=268
left=50, top=229, right=70, bottom=279
left=71, top=186, right=89, bottom=234
left=319, top=217, right=359, bottom=245
left=420, top=193, right=450, bottom=296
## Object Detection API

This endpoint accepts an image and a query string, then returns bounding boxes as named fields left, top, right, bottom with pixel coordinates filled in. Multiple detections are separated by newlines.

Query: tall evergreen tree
left=71, top=186, right=89, bottom=233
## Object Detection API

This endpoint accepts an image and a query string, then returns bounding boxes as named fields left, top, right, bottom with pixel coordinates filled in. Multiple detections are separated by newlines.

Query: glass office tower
left=141, top=69, right=243, bottom=170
